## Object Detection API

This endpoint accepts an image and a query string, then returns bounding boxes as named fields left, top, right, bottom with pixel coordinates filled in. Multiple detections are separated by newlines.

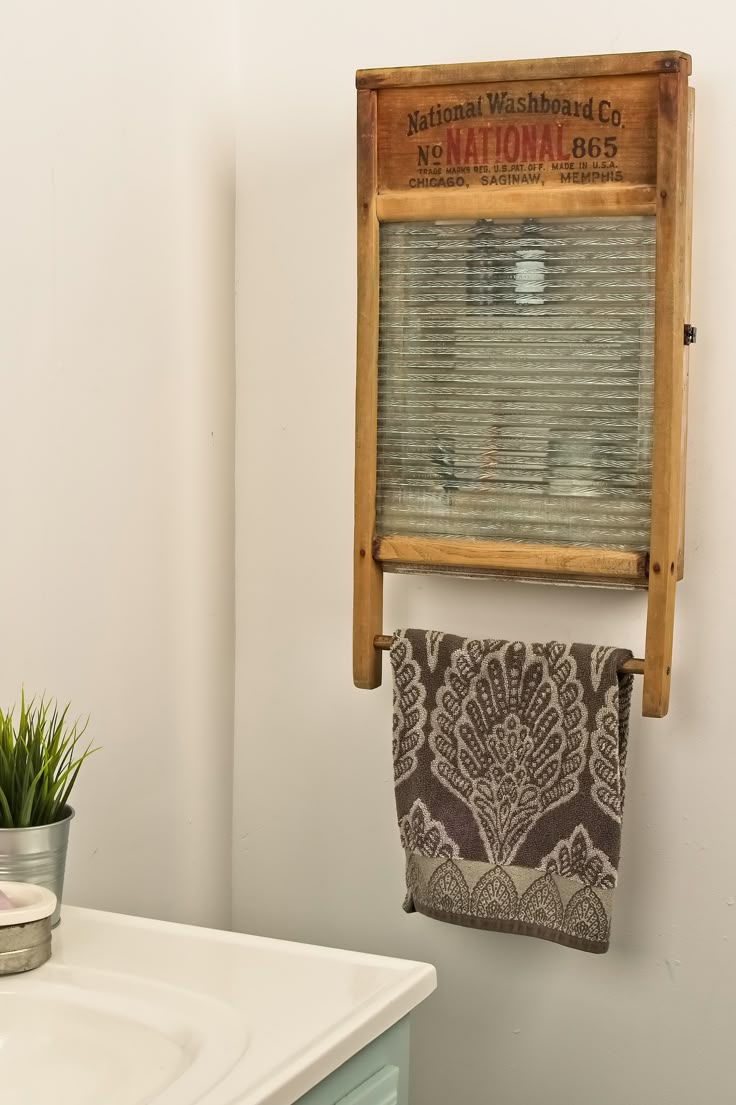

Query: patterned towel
left=391, top=630, right=633, bottom=954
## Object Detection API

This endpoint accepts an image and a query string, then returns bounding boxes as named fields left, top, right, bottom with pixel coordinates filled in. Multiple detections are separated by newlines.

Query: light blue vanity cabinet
left=295, top=1018, right=410, bottom=1105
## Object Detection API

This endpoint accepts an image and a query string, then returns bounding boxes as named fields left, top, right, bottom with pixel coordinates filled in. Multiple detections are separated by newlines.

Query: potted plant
left=0, top=691, right=97, bottom=926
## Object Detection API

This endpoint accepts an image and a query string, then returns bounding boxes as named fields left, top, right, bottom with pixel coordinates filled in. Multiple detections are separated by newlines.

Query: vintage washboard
left=353, top=52, right=695, bottom=717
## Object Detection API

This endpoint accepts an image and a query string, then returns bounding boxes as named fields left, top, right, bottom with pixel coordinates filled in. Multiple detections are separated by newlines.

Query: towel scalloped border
left=405, top=853, right=614, bottom=954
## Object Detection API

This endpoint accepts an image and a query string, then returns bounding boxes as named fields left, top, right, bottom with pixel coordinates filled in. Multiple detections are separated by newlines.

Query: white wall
left=234, top=5, right=736, bottom=1103
left=0, top=1, right=237, bottom=928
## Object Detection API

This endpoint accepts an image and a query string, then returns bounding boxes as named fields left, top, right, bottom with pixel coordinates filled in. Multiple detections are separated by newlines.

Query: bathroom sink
left=0, top=907, right=436, bottom=1105
left=0, top=966, right=248, bottom=1105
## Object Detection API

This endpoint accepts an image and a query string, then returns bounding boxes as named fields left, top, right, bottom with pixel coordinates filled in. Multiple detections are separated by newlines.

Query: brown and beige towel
left=391, top=630, right=633, bottom=954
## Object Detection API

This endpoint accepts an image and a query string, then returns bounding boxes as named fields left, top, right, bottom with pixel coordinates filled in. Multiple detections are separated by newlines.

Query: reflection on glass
left=376, top=217, right=655, bottom=551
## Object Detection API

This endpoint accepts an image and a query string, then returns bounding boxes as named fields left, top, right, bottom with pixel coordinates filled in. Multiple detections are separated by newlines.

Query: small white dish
left=0, top=881, right=57, bottom=976
left=0, top=882, right=57, bottom=927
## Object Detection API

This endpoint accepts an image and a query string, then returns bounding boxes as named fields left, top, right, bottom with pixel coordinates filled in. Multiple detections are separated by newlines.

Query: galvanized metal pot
left=0, top=807, right=74, bottom=927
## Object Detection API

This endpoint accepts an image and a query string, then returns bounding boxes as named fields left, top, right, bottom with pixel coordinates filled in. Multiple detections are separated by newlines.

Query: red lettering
left=539, top=125, right=554, bottom=161
left=521, top=125, right=537, bottom=162
left=446, top=128, right=461, bottom=164
left=464, top=128, right=478, bottom=162
left=556, top=125, right=570, bottom=159
left=503, top=126, right=519, bottom=162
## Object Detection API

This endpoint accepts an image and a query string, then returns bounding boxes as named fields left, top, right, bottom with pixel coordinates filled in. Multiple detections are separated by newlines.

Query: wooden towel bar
left=373, top=635, right=646, bottom=676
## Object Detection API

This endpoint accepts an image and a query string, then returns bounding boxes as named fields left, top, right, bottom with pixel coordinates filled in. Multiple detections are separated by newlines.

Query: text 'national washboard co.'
left=401, top=87, right=628, bottom=188
left=406, top=89, right=624, bottom=135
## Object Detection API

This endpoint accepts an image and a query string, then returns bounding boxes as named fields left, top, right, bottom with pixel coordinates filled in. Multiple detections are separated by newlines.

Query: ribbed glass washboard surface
left=377, top=217, right=655, bottom=551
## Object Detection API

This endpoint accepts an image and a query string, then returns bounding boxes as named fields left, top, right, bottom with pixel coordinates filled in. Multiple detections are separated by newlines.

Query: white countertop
left=1, top=906, right=436, bottom=1105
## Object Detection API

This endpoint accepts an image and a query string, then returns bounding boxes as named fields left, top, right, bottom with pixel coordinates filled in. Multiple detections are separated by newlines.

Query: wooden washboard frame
left=353, top=51, right=695, bottom=717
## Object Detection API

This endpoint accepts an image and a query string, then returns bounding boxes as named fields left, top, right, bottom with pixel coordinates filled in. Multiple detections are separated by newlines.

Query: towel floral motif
left=391, top=630, right=633, bottom=954
left=542, top=825, right=617, bottom=889
left=425, top=630, right=443, bottom=673
left=398, top=799, right=459, bottom=859
left=391, top=634, right=427, bottom=785
left=591, top=683, right=626, bottom=820
left=429, top=640, right=588, bottom=864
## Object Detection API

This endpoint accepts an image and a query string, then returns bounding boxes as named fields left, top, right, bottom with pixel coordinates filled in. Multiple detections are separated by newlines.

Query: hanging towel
left=391, top=630, right=633, bottom=954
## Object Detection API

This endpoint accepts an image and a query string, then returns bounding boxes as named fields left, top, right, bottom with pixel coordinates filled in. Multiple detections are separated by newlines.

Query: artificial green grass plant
left=0, top=691, right=97, bottom=828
